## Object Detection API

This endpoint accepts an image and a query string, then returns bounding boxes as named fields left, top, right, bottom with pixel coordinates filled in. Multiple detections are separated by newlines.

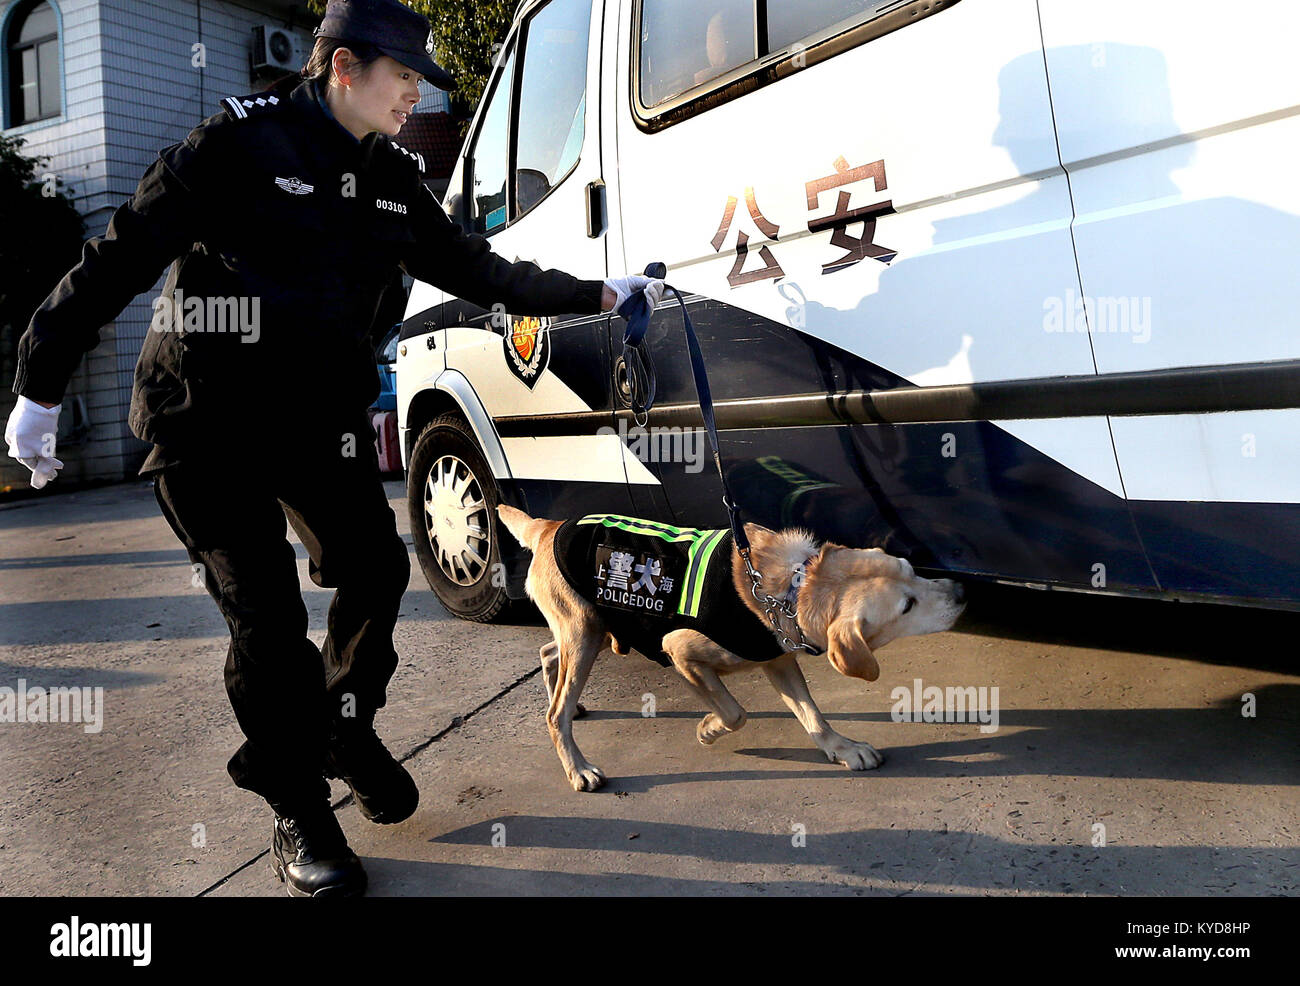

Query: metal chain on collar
left=737, top=536, right=820, bottom=654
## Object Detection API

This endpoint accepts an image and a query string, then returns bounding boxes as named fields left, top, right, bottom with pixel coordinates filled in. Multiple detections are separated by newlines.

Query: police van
left=394, top=0, right=1300, bottom=621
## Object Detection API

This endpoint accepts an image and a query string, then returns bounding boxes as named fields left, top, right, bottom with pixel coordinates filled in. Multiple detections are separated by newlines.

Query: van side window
left=640, top=0, right=756, bottom=108
left=515, top=0, right=592, bottom=217
left=766, top=0, right=896, bottom=51
left=637, top=0, right=948, bottom=127
left=469, top=45, right=517, bottom=235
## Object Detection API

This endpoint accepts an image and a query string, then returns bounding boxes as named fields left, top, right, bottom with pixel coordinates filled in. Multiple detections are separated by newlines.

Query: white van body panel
left=394, top=285, right=445, bottom=466
left=615, top=0, right=1126, bottom=496
left=1038, top=0, right=1300, bottom=502
left=502, top=433, right=658, bottom=483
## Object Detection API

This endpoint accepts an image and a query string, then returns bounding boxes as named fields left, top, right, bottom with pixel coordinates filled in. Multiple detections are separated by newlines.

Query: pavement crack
left=392, top=665, right=543, bottom=769
left=195, top=665, right=542, bottom=897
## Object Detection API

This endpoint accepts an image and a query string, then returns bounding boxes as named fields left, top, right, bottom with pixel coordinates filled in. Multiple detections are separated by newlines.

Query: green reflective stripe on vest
left=575, top=513, right=702, bottom=542
left=679, top=528, right=729, bottom=617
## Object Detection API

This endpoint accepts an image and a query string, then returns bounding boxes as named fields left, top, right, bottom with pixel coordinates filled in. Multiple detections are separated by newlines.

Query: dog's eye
left=902, top=596, right=916, bottom=614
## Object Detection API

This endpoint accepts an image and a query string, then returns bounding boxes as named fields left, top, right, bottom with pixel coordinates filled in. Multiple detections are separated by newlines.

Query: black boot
left=270, top=806, right=367, bottom=897
left=324, top=716, right=419, bottom=824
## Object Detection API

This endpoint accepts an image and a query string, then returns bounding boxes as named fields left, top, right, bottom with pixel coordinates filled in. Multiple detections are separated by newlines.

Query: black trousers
left=150, top=422, right=410, bottom=812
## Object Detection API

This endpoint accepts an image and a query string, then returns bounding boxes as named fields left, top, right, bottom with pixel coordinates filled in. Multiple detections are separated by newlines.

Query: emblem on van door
left=503, top=315, right=551, bottom=389
left=274, top=176, right=314, bottom=195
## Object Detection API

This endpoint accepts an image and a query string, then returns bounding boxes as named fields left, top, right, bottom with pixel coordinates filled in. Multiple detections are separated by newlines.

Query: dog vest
left=552, top=513, right=788, bottom=667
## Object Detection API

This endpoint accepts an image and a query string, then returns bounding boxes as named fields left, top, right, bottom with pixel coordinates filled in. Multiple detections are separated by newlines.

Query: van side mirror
left=516, top=168, right=551, bottom=214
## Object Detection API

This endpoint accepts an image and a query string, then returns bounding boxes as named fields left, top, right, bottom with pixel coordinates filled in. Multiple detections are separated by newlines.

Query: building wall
left=1, top=0, right=313, bottom=491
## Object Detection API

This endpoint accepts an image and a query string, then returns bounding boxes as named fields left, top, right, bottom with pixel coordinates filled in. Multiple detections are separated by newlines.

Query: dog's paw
left=826, top=738, right=884, bottom=770
left=568, top=762, right=606, bottom=792
left=696, top=712, right=743, bottom=745
left=574, top=702, right=588, bottom=720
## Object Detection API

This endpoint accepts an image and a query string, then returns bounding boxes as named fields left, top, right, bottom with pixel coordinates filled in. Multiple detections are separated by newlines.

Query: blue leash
left=617, top=267, right=821, bottom=655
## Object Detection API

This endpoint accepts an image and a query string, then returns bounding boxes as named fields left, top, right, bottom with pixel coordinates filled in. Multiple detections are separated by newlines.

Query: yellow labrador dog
left=497, top=505, right=966, bottom=792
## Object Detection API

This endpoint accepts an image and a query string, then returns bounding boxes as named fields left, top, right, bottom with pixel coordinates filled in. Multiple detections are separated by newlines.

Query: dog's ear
left=826, top=616, right=880, bottom=681
left=741, top=521, right=779, bottom=548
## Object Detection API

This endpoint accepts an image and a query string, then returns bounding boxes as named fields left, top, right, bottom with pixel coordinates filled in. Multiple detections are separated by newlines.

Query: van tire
left=407, top=413, right=516, bottom=623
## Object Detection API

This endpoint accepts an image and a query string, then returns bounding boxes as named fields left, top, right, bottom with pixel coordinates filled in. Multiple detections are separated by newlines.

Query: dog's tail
left=496, top=503, right=550, bottom=553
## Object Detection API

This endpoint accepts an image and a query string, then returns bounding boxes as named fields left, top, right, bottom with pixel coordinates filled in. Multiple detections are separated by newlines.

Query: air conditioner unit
left=251, top=25, right=300, bottom=76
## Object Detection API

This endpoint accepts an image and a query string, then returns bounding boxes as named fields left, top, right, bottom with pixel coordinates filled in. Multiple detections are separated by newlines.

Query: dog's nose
left=952, top=581, right=966, bottom=604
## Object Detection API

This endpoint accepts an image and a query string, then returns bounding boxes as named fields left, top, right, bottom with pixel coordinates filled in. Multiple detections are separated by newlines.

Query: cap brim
left=381, top=48, right=455, bottom=91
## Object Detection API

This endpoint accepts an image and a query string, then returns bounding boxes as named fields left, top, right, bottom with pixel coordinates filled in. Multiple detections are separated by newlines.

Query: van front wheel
left=407, top=413, right=514, bottom=623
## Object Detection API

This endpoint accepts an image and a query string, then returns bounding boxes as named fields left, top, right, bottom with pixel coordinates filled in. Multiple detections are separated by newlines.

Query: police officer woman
left=4, top=0, right=662, bottom=897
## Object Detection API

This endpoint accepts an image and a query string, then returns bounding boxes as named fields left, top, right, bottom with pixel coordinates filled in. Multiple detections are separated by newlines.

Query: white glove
left=604, top=274, right=665, bottom=317
left=5, top=396, right=64, bottom=490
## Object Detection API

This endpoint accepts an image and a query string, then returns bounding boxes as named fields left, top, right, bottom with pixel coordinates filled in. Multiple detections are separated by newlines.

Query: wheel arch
left=403, top=368, right=513, bottom=481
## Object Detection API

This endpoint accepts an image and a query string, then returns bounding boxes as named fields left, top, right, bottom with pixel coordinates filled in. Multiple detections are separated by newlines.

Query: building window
left=7, top=1, right=61, bottom=126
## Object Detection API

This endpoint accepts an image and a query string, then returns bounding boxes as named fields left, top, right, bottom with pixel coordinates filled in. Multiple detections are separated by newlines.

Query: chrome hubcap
left=424, top=454, right=490, bottom=587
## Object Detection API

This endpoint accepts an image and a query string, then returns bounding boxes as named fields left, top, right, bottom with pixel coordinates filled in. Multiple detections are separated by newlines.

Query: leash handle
left=616, top=262, right=663, bottom=419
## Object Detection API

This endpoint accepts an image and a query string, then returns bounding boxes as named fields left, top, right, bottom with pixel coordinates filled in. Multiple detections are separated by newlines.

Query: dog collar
left=772, top=548, right=824, bottom=656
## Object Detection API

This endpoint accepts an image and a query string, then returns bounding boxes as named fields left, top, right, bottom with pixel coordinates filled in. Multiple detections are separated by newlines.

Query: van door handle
left=585, top=180, right=606, bottom=238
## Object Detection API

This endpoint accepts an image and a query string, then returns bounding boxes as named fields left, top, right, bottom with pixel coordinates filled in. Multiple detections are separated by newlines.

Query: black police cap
left=314, top=0, right=455, bottom=91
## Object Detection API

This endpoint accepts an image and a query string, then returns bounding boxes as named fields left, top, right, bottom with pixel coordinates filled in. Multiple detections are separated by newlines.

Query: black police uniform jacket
left=552, top=513, right=788, bottom=667
left=11, top=74, right=607, bottom=474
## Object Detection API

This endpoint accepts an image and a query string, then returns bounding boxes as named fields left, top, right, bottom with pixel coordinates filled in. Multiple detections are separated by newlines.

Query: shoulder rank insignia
left=389, top=140, right=426, bottom=174
left=222, top=93, right=282, bottom=121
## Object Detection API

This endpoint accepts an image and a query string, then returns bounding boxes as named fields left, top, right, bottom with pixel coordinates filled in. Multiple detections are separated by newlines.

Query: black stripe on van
left=492, top=358, right=1300, bottom=437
